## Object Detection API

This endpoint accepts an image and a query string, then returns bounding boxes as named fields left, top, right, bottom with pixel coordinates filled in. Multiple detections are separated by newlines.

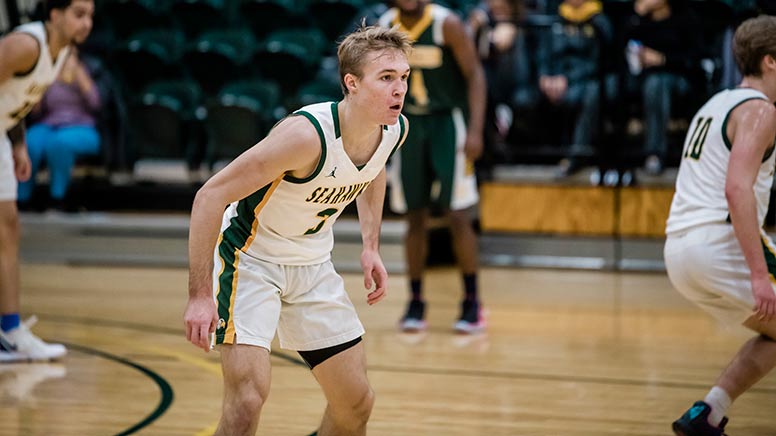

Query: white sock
left=704, top=386, right=732, bottom=427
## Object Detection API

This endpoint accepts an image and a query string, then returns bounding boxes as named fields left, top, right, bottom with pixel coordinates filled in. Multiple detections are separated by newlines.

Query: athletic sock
left=463, top=273, right=477, bottom=302
left=410, top=279, right=422, bottom=301
left=704, top=386, right=731, bottom=427
left=1, top=313, right=20, bottom=332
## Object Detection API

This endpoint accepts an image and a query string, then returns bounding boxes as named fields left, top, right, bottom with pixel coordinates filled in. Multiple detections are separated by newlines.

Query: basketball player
left=183, top=26, right=410, bottom=435
left=378, top=0, right=488, bottom=334
left=664, top=15, right=776, bottom=436
left=0, top=0, right=94, bottom=362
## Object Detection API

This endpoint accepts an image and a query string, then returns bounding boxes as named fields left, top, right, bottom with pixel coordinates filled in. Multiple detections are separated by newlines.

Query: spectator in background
left=18, top=47, right=101, bottom=211
left=624, top=0, right=702, bottom=175
left=536, top=0, right=611, bottom=177
left=469, top=0, right=527, bottom=176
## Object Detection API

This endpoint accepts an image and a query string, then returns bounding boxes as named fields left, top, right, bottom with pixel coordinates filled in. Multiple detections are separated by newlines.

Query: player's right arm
left=184, top=115, right=322, bottom=351
left=1, top=32, right=40, bottom=182
left=725, top=99, right=776, bottom=322
left=0, top=32, right=39, bottom=86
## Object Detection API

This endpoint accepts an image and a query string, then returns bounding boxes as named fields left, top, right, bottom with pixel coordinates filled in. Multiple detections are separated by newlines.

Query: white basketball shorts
left=0, top=135, right=17, bottom=201
left=212, top=251, right=365, bottom=352
left=664, top=223, right=776, bottom=326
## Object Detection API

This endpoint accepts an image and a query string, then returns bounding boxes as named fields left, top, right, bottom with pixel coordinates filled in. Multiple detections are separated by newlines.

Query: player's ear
left=344, top=73, right=358, bottom=94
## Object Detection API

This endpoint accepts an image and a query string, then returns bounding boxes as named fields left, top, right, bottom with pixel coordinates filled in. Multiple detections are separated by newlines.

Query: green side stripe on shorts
left=215, top=182, right=275, bottom=344
left=761, top=236, right=776, bottom=282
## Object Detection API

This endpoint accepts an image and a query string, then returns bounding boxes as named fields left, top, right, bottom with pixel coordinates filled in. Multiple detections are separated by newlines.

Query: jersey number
left=304, top=208, right=338, bottom=235
left=684, top=117, right=712, bottom=160
left=409, top=70, right=429, bottom=107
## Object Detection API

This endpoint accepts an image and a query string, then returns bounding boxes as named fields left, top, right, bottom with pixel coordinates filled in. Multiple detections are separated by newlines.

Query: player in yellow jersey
left=184, top=25, right=411, bottom=436
left=380, top=0, right=488, bottom=333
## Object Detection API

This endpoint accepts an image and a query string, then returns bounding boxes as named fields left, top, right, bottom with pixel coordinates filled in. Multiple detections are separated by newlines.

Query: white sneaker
left=0, top=331, right=23, bottom=362
left=2, top=316, right=67, bottom=361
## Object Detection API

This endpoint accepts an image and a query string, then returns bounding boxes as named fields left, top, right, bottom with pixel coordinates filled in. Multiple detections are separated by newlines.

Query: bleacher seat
left=111, top=29, right=185, bottom=93
left=128, top=80, right=203, bottom=167
left=308, top=0, right=363, bottom=46
left=253, top=28, right=326, bottom=93
left=171, top=0, right=233, bottom=38
left=101, top=0, right=174, bottom=40
left=182, top=28, right=258, bottom=96
left=205, top=80, right=285, bottom=166
left=238, top=0, right=308, bottom=40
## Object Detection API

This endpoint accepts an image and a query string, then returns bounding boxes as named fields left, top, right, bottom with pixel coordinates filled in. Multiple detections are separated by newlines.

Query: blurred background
left=2, top=0, right=772, bottom=271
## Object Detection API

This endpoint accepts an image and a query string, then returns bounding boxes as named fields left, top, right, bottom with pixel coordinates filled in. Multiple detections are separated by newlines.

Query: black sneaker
left=399, top=300, right=427, bottom=332
left=453, top=300, right=486, bottom=334
left=672, top=401, right=728, bottom=436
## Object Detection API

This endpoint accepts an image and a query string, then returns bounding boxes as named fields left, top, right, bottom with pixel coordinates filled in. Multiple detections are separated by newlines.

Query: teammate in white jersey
left=665, top=16, right=776, bottom=436
left=184, top=25, right=411, bottom=436
left=0, top=0, right=93, bottom=362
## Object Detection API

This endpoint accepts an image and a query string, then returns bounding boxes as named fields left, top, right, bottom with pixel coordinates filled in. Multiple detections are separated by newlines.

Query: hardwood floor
left=1, top=264, right=774, bottom=435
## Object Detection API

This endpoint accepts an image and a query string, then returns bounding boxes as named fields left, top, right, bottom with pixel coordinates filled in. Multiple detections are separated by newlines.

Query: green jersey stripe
left=284, top=111, right=328, bottom=184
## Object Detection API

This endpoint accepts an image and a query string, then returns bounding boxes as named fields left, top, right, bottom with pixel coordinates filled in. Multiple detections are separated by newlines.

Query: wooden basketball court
left=1, top=263, right=775, bottom=435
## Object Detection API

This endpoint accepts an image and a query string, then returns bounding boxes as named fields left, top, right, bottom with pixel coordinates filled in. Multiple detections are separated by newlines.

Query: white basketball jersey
left=0, top=22, right=70, bottom=133
left=666, top=88, right=775, bottom=235
left=217, top=102, right=407, bottom=265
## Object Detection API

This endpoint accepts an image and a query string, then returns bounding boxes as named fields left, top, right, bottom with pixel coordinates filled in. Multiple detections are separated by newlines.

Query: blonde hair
left=734, top=15, right=776, bottom=77
left=337, top=24, right=412, bottom=95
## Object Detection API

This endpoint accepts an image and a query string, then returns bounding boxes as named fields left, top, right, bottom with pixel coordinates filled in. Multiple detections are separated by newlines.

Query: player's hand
left=11, top=144, right=31, bottom=182
left=464, top=131, right=484, bottom=162
left=639, top=46, right=665, bottom=68
left=184, top=295, right=218, bottom=352
left=361, top=249, right=387, bottom=305
left=752, top=275, right=776, bottom=322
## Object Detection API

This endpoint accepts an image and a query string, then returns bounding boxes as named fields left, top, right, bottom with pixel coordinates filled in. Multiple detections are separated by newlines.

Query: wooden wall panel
left=618, top=187, right=675, bottom=237
left=480, top=183, right=676, bottom=238
left=480, top=183, right=616, bottom=235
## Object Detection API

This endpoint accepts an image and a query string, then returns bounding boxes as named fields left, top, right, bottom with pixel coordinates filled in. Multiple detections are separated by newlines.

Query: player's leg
left=215, top=344, right=272, bottom=436
left=717, top=317, right=776, bottom=400
left=0, top=137, right=64, bottom=361
left=0, top=137, right=20, bottom=328
left=278, top=262, right=371, bottom=434
left=432, top=109, right=484, bottom=333
left=391, top=113, right=432, bottom=331
left=0, top=200, right=20, bottom=329
left=668, top=226, right=776, bottom=434
left=211, top=251, right=284, bottom=434
left=44, top=125, right=100, bottom=204
left=311, top=341, right=374, bottom=436
left=400, top=207, right=430, bottom=331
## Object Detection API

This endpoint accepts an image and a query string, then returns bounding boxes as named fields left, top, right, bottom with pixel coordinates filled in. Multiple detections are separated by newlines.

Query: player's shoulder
left=733, top=95, right=776, bottom=121
left=272, top=113, right=322, bottom=147
left=0, top=31, right=40, bottom=70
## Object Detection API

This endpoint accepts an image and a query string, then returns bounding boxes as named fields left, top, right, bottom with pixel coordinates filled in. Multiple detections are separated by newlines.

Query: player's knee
left=231, top=382, right=269, bottom=418
left=346, top=386, right=375, bottom=424
left=0, top=208, right=19, bottom=240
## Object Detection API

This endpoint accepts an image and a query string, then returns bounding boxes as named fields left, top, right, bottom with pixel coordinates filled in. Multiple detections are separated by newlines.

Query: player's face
left=351, top=49, right=409, bottom=125
left=53, top=0, right=94, bottom=45
left=393, top=0, right=426, bottom=16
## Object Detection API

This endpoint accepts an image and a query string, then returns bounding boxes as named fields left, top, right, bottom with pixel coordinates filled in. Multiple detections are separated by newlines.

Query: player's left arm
left=444, top=12, right=486, bottom=161
left=356, top=168, right=388, bottom=305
